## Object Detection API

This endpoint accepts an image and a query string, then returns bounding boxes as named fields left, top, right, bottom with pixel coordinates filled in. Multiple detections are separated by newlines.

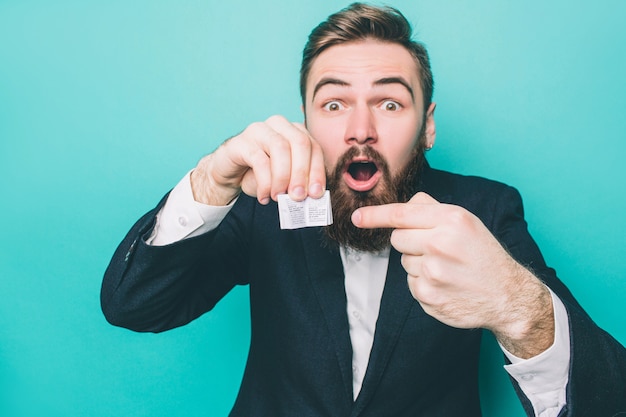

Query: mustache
left=329, top=145, right=390, bottom=180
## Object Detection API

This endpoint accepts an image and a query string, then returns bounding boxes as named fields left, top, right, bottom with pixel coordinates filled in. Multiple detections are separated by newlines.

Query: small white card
left=277, top=190, right=333, bottom=229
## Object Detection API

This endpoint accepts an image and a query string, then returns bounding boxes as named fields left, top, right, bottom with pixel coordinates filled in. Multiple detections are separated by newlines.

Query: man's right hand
left=190, top=115, right=327, bottom=206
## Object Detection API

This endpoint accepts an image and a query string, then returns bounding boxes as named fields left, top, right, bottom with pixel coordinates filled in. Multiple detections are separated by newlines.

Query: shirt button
left=354, top=255, right=361, bottom=261
left=178, top=216, right=188, bottom=227
left=352, top=310, right=361, bottom=319
left=520, top=374, right=534, bottom=381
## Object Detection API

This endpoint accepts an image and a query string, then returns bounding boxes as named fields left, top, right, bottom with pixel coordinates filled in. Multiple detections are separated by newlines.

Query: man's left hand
left=351, top=192, right=554, bottom=358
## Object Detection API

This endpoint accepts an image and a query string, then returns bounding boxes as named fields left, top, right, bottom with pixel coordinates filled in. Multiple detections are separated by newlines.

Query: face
left=304, top=39, right=436, bottom=193
left=304, top=39, right=436, bottom=251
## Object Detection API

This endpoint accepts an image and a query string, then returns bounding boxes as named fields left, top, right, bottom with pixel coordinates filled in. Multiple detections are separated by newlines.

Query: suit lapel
left=299, top=227, right=355, bottom=403
left=351, top=248, right=416, bottom=415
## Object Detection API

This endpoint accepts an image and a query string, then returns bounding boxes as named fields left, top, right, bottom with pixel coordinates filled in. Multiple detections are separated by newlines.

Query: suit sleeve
left=100, top=193, right=255, bottom=333
left=490, top=185, right=626, bottom=417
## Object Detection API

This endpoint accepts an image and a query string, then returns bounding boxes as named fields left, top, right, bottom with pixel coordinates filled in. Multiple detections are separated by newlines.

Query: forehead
left=306, top=40, right=423, bottom=100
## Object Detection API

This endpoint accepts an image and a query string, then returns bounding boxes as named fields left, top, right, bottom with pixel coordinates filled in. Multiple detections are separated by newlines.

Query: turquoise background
left=1, top=1, right=625, bottom=416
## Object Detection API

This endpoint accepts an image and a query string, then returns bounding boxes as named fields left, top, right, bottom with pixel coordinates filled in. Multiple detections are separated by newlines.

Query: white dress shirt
left=340, top=246, right=390, bottom=399
left=148, top=172, right=570, bottom=417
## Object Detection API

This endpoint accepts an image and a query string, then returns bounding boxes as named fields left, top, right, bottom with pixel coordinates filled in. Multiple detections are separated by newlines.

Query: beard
left=323, top=142, right=426, bottom=252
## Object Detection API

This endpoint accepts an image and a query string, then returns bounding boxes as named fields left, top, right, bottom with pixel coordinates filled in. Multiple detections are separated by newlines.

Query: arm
left=101, top=115, right=326, bottom=332
left=100, top=192, right=252, bottom=333
left=487, top=185, right=626, bottom=416
left=352, top=188, right=626, bottom=416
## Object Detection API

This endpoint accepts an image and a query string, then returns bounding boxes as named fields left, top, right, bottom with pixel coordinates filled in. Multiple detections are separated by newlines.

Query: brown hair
left=300, top=2, right=434, bottom=109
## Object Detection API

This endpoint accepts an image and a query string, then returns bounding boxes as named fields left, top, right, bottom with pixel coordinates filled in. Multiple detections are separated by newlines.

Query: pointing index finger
left=351, top=201, right=439, bottom=230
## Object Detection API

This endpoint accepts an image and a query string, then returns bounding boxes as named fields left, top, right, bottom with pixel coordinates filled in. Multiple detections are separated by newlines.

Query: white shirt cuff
left=147, top=171, right=236, bottom=246
left=501, top=288, right=570, bottom=417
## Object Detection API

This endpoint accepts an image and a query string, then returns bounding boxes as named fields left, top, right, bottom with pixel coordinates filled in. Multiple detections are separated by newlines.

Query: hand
left=191, top=115, right=326, bottom=206
left=351, top=192, right=554, bottom=358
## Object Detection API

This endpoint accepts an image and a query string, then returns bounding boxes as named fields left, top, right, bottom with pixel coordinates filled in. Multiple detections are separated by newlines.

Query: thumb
left=408, top=191, right=439, bottom=204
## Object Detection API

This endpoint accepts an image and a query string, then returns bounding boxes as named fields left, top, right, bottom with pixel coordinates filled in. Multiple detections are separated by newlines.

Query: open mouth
left=343, top=158, right=382, bottom=192
left=347, top=161, right=378, bottom=182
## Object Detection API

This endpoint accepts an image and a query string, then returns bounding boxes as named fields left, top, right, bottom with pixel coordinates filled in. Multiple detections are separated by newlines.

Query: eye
left=381, top=100, right=401, bottom=111
left=323, top=101, right=344, bottom=112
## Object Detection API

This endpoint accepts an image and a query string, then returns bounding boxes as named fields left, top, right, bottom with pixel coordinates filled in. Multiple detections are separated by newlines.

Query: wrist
left=191, top=155, right=241, bottom=206
left=492, top=267, right=555, bottom=359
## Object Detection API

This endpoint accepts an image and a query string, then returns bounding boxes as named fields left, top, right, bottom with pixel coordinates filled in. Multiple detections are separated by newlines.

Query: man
left=101, top=3, right=626, bottom=416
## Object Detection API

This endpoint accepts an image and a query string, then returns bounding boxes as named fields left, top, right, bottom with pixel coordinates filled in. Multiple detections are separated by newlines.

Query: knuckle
left=265, top=114, right=286, bottom=125
left=400, top=253, right=418, bottom=274
left=419, top=281, right=443, bottom=306
left=409, top=191, right=428, bottom=203
left=390, top=229, right=411, bottom=252
left=290, top=131, right=310, bottom=147
left=411, top=279, right=433, bottom=304
left=407, top=275, right=418, bottom=298
left=245, top=121, right=265, bottom=136
left=400, top=253, right=410, bottom=269
left=248, top=147, right=268, bottom=165
left=423, top=232, right=448, bottom=256
left=420, top=257, right=441, bottom=282
left=447, top=207, right=470, bottom=226
left=242, top=122, right=271, bottom=143
left=390, top=204, right=409, bottom=225
left=389, top=229, right=402, bottom=246
left=270, top=136, right=291, bottom=153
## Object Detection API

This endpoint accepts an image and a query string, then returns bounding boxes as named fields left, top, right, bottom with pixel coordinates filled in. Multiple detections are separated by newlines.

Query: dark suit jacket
left=101, top=164, right=626, bottom=416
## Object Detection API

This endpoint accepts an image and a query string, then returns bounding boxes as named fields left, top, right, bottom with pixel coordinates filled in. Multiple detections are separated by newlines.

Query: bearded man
left=101, top=3, right=626, bottom=416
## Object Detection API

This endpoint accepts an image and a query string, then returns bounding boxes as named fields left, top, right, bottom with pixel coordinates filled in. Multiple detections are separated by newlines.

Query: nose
left=344, top=105, right=377, bottom=145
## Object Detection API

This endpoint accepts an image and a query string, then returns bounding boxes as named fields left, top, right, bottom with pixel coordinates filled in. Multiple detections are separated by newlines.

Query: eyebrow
left=374, top=77, right=414, bottom=101
left=311, top=76, right=414, bottom=101
left=312, top=77, right=350, bottom=99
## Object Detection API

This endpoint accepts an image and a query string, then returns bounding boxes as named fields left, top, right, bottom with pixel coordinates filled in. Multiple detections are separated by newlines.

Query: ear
left=424, top=102, right=436, bottom=149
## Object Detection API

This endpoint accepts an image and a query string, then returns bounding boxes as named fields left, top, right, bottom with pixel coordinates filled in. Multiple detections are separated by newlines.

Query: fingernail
left=309, top=183, right=323, bottom=197
left=351, top=209, right=361, bottom=226
left=292, top=186, right=305, bottom=200
left=260, top=197, right=270, bottom=205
